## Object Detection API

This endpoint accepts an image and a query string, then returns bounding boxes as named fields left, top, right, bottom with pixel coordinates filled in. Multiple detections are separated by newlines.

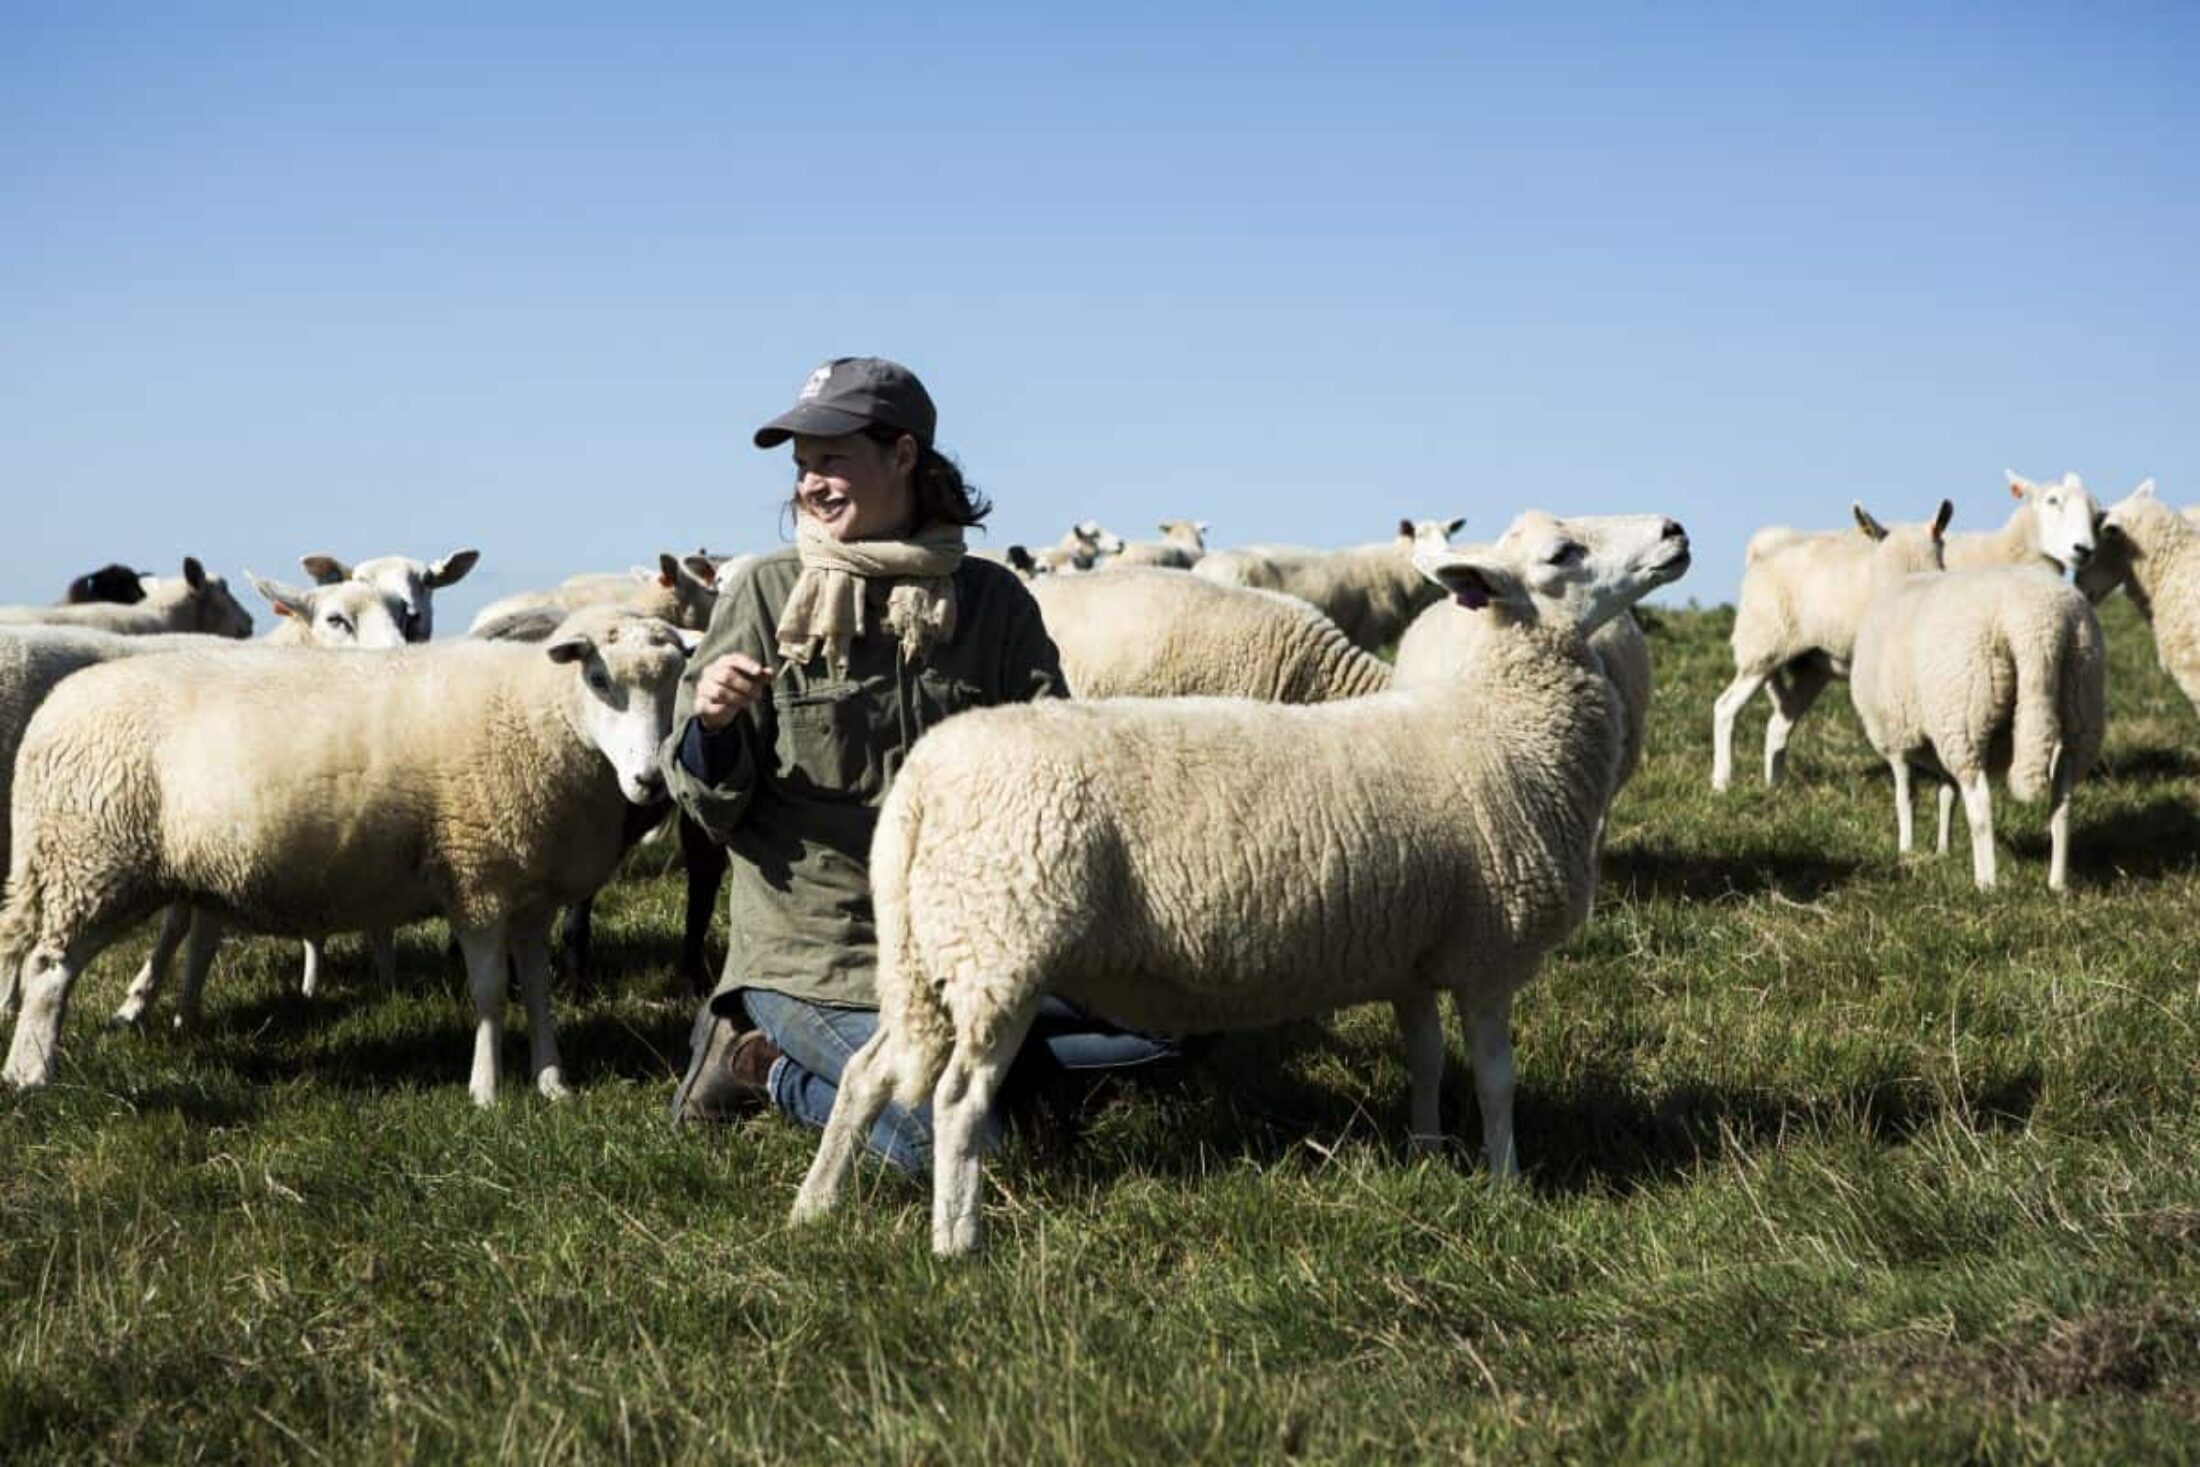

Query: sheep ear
left=657, top=552, right=683, bottom=588
left=183, top=556, right=207, bottom=588
left=2060, top=471, right=2084, bottom=491
left=1851, top=504, right=1889, bottom=541
left=546, top=634, right=595, bottom=665
left=2132, top=478, right=2158, bottom=501
left=2004, top=470, right=2035, bottom=502
left=681, top=554, right=719, bottom=586
left=249, top=572, right=312, bottom=619
left=300, top=554, right=350, bottom=584
left=1396, top=518, right=1415, bottom=539
left=429, top=549, right=480, bottom=587
left=1931, top=499, right=1955, bottom=541
left=1006, top=545, right=1036, bottom=572
left=1445, top=517, right=1466, bottom=537
left=1417, top=550, right=1526, bottom=614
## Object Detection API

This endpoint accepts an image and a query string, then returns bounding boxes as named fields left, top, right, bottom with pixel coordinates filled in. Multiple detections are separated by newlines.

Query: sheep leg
left=1710, top=667, right=1772, bottom=791
left=2047, top=747, right=2075, bottom=894
left=370, top=928, right=397, bottom=988
left=1935, top=781, right=1956, bottom=857
left=792, top=1030, right=906, bottom=1224
left=1891, top=761, right=1916, bottom=855
left=678, top=814, right=729, bottom=999
left=556, top=899, right=594, bottom=990
left=1394, top=991, right=1446, bottom=1149
left=1764, top=659, right=1832, bottom=787
left=1961, top=771, right=1997, bottom=891
left=511, top=911, right=569, bottom=1101
left=299, top=939, right=323, bottom=999
left=112, top=904, right=193, bottom=1028
left=170, top=909, right=224, bottom=1034
left=930, top=1003, right=1037, bottom=1257
left=1461, top=993, right=1519, bottom=1180
left=456, top=922, right=511, bottom=1107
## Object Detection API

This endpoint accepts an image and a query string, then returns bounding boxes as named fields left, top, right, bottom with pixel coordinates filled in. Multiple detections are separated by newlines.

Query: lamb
left=300, top=547, right=481, bottom=641
left=0, top=557, right=254, bottom=638
left=790, top=510, right=1690, bottom=1255
left=2076, top=480, right=2200, bottom=715
left=0, top=605, right=694, bottom=1103
left=1847, top=501, right=2106, bottom=891
left=468, top=554, right=721, bottom=639
left=1190, top=517, right=1468, bottom=652
left=1099, top=520, right=1209, bottom=570
left=1028, top=567, right=1391, bottom=701
left=1710, top=471, right=2097, bottom=792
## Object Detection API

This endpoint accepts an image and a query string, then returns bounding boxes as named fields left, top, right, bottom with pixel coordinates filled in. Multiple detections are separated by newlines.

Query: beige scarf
left=776, top=517, right=966, bottom=677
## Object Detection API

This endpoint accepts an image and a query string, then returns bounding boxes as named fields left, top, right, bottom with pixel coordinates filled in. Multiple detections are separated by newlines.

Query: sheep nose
left=1660, top=518, right=1687, bottom=541
left=2069, top=543, right=2094, bottom=567
left=635, top=769, right=666, bottom=800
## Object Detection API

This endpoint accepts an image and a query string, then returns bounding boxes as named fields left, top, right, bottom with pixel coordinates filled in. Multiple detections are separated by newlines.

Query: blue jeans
left=739, top=987, right=1181, bottom=1176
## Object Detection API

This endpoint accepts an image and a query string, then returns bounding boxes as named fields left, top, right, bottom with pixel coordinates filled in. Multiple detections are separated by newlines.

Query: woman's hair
left=863, top=424, right=991, bottom=529
left=779, top=425, right=992, bottom=537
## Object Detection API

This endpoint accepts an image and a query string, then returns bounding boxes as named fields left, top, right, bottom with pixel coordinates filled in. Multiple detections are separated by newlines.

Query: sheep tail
left=870, top=778, right=954, bottom=1109
left=2007, top=625, right=2065, bottom=804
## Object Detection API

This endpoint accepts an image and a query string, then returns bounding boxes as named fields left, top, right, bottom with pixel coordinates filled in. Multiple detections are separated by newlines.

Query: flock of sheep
left=0, top=472, right=2193, bottom=1254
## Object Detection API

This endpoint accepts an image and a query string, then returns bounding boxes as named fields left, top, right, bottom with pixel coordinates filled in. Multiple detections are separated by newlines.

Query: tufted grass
left=4, top=594, right=2198, bottom=1462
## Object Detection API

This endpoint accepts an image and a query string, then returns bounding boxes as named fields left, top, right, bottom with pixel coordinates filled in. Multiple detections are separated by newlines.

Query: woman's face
left=791, top=431, right=918, bottom=542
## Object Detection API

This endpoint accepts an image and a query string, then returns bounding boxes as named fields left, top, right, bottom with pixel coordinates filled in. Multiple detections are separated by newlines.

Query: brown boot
left=669, top=1010, right=783, bottom=1125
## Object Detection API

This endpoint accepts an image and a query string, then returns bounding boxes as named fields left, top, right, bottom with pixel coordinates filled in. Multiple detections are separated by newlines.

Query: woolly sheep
left=1099, top=520, right=1210, bottom=570
left=1028, top=521, right=1124, bottom=575
left=2077, top=480, right=2200, bottom=716
left=1, top=606, right=693, bottom=1103
left=1191, top=517, right=1467, bottom=652
left=0, top=557, right=253, bottom=638
left=1711, top=472, right=2096, bottom=792
left=1848, top=501, right=2105, bottom=891
left=468, top=554, right=722, bottom=639
left=1028, top=567, right=1391, bottom=701
left=300, top=547, right=481, bottom=642
left=790, top=510, right=1690, bottom=1255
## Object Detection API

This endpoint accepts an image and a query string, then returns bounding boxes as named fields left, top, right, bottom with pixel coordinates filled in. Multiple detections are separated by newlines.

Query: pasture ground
left=3, top=596, right=2198, bottom=1462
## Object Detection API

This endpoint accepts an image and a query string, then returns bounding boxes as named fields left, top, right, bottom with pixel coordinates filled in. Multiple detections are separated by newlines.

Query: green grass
left=5, top=595, right=2199, bottom=1462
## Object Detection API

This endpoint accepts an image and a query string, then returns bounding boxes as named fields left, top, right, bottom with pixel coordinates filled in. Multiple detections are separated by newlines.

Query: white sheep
left=1710, top=471, right=2098, bottom=792
left=2077, top=479, right=2200, bottom=715
left=790, top=510, right=1690, bottom=1255
left=1191, top=517, right=1467, bottom=652
left=1098, top=520, right=1210, bottom=570
left=468, top=554, right=721, bottom=639
left=1028, top=567, right=1391, bottom=701
left=1848, top=501, right=2106, bottom=891
left=1, top=606, right=693, bottom=1104
left=251, top=574, right=409, bottom=650
left=300, top=547, right=481, bottom=641
left=0, top=557, right=254, bottom=639
left=1026, top=521, right=1124, bottom=575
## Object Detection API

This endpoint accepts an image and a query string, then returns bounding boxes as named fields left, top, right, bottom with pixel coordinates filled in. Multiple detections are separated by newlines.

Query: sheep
left=0, top=557, right=253, bottom=638
left=62, top=564, right=147, bottom=605
left=1026, top=521, right=1124, bottom=575
left=300, top=547, right=481, bottom=641
left=1099, top=520, right=1210, bottom=570
left=251, top=574, right=409, bottom=650
left=467, top=554, right=720, bottom=640
left=0, top=606, right=693, bottom=1104
left=789, top=510, right=1691, bottom=1255
left=1847, top=501, right=2106, bottom=891
left=1710, top=472, right=2097, bottom=793
left=1190, top=517, right=1468, bottom=652
left=972, top=546, right=1046, bottom=581
left=1028, top=568, right=1391, bottom=701
left=2077, top=480, right=2200, bottom=715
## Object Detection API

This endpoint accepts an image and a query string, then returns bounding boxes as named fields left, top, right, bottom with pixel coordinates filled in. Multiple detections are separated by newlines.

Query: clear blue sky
left=5, top=3, right=2196, bottom=628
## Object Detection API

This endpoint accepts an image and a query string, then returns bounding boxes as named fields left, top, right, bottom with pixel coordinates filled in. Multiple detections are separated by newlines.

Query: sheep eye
left=1547, top=543, right=1585, bottom=567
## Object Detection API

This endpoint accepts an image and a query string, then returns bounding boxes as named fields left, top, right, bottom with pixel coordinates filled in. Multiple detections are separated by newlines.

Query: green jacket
left=661, top=546, right=1066, bottom=1008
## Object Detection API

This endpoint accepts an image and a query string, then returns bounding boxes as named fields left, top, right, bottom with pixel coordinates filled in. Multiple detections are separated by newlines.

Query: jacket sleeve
left=660, top=567, right=777, bottom=844
left=995, top=574, right=1069, bottom=704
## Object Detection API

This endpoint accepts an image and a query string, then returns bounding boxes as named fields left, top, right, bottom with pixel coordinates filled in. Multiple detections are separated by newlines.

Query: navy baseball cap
left=753, top=356, right=938, bottom=449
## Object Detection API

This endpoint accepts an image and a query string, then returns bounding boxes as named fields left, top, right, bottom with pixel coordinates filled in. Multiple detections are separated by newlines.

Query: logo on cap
left=797, top=365, right=834, bottom=402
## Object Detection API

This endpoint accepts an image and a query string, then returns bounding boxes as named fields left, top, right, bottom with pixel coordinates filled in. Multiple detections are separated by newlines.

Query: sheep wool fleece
left=662, top=548, right=1065, bottom=1009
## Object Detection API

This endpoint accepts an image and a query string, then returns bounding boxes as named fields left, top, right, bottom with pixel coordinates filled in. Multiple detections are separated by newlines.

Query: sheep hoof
left=536, top=1069, right=571, bottom=1103
left=469, top=1082, right=498, bottom=1109
left=108, top=1007, right=145, bottom=1030
left=1407, top=1132, right=1447, bottom=1155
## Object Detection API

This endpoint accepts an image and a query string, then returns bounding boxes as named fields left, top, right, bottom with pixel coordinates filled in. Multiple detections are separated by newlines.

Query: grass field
left=4, top=594, right=2198, bottom=1462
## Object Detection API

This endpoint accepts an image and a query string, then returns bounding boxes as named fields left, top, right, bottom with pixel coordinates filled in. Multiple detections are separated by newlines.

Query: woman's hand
left=694, top=653, right=773, bottom=731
